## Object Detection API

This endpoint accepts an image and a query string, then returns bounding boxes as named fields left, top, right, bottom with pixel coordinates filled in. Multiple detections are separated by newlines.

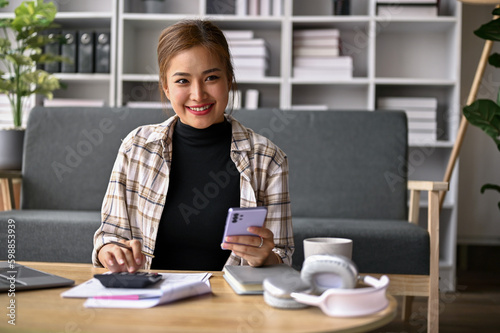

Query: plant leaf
left=489, top=53, right=500, bottom=68
left=5, top=53, right=33, bottom=66
left=480, top=183, right=500, bottom=194
left=474, top=17, right=500, bottom=41
left=463, top=99, right=500, bottom=151
left=0, top=0, right=9, bottom=9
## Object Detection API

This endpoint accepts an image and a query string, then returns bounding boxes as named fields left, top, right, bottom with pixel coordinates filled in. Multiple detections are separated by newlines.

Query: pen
left=109, top=241, right=155, bottom=258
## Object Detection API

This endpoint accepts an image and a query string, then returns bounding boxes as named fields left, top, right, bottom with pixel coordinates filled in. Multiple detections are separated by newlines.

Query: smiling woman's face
left=163, top=46, right=230, bottom=129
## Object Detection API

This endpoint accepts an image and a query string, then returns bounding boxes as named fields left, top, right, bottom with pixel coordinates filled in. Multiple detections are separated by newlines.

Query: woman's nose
left=191, top=81, right=207, bottom=101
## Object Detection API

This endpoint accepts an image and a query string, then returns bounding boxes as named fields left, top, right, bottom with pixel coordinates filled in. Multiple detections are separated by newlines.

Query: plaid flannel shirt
left=92, top=114, right=294, bottom=269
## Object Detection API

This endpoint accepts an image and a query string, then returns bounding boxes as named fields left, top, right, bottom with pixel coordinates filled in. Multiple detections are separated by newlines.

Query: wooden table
left=0, top=262, right=397, bottom=333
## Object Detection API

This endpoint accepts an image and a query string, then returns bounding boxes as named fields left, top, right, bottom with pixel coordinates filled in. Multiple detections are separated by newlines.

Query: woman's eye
left=175, top=78, right=188, bottom=84
left=206, top=75, right=219, bottom=81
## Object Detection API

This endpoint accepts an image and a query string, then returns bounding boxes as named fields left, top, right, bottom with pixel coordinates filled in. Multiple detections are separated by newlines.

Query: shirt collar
left=144, top=113, right=252, bottom=154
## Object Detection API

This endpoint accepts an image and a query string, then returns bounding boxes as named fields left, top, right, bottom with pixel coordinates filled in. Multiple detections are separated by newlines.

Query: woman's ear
left=162, top=82, right=170, bottom=100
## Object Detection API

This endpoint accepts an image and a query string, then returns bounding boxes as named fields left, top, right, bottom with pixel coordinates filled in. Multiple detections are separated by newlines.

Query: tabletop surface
left=0, top=261, right=397, bottom=333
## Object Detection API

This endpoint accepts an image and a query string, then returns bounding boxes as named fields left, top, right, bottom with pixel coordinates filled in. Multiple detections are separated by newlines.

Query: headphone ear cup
left=300, top=255, right=358, bottom=294
left=263, top=273, right=311, bottom=309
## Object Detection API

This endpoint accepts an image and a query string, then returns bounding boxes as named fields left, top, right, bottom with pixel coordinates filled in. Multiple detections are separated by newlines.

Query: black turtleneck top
left=151, top=118, right=240, bottom=270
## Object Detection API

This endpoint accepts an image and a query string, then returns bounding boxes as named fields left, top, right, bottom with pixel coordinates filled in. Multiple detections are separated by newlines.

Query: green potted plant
left=0, top=0, right=66, bottom=170
left=463, top=7, right=500, bottom=210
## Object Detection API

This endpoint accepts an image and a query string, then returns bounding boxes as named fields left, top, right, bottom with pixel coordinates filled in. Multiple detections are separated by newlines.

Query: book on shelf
left=377, top=97, right=438, bottom=109
left=245, top=89, right=260, bottom=110
left=294, top=47, right=340, bottom=57
left=235, top=68, right=267, bottom=80
left=230, top=45, right=268, bottom=57
left=223, top=264, right=299, bottom=295
left=293, top=66, right=352, bottom=80
left=376, top=0, right=438, bottom=3
left=228, top=38, right=267, bottom=47
left=243, top=0, right=281, bottom=17
left=293, top=28, right=340, bottom=39
left=293, top=38, right=340, bottom=48
left=43, top=98, right=105, bottom=107
left=377, top=4, right=438, bottom=17
left=228, top=90, right=242, bottom=110
left=223, top=30, right=254, bottom=41
left=294, top=56, right=352, bottom=68
left=233, top=57, right=268, bottom=69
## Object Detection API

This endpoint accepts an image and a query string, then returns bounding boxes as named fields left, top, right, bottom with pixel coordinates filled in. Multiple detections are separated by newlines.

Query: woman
left=92, top=20, right=293, bottom=273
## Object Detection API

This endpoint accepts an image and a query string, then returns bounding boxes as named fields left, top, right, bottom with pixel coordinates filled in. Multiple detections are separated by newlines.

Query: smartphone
left=222, top=207, right=267, bottom=247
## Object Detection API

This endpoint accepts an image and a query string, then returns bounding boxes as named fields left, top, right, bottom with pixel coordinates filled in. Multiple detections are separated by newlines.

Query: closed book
left=95, top=31, right=111, bottom=73
left=228, top=38, right=266, bottom=47
left=245, top=89, right=260, bottom=109
left=294, top=47, right=340, bottom=57
left=377, top=97, right=438, bottom=109
left=233, top=57, right=268, bottom=69
left=260, top=0, right=271, bottom=16
left=44, top=30, right=60, bottom=73
left=223, top=264, right=299, bottom=294
left=78, top=31, right=94, bottom=73
left=294, top=56, right=352, bottom=68
left=248, top=0, right=259, bottom=16
left=230, top=45, right=268, bottom=57
left=293, top=29, right=340, bottom=39
left=408, top=121, right=436, bottom=130
left=294, top=66, right=352, bottom=80
left=223, top=30, right=254, bottom=41
left=377, top=5, right=438, bottom=17
left=236, top=0, right=247, bottom=16
left=61, top=30, right=77, bottom=73
left=234, top=67, right=266, bottom=80
left=293, top=38, right=339, bottom=48
left=272, top=0, right=282, bottom=16
left=377, top=0, right=437, bottom=3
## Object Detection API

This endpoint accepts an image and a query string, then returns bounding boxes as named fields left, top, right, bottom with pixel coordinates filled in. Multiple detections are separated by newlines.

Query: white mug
left=303, top=237, right=353, bottom=259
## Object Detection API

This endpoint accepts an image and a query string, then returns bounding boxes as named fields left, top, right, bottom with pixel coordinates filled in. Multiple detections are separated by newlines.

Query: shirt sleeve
left=92, top=139, right=134, bottom=267
left=264, top=154, right=294, bottom=266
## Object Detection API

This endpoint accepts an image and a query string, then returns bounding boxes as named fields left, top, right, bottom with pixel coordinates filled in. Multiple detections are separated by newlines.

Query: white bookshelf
left=2, top=0, right=462, bottom=290
left=0, top=0, right=117, bottom=107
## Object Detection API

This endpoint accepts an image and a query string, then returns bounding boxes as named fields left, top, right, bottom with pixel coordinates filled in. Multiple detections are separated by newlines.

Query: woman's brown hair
left=157, top=20, right=237, bottom=111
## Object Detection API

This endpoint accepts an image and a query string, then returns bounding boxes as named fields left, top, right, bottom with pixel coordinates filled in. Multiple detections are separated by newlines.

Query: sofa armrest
left=407, top=181, right=448, bottom=225
left=0, top=170, right=22, bottom=210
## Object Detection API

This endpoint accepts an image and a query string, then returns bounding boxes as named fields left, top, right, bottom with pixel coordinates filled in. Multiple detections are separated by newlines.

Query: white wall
left=458, top=4, right=500, bottom=244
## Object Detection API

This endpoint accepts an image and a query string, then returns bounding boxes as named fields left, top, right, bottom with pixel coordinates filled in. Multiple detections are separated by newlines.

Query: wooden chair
left=372, top=180, right=448, bottom=333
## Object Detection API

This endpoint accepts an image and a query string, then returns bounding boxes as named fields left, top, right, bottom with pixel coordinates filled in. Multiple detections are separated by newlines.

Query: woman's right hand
left=97, top=240, right=145, bottom=273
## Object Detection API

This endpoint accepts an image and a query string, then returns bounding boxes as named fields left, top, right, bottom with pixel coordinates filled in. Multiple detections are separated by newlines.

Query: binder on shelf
left=77, top=31, right=94, bottom=73
left=95, top=31, right=111, bottom=73
left=236, top=0, right=247, bottom=16
left=60, top=30, right=77, bottom=73
left=44, top=30, right=61, bottom=73
left=245, top=89, right=259, bottom=110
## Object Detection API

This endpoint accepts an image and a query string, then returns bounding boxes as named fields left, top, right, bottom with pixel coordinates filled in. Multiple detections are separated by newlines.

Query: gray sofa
left=0, top=106, right=427, bottom=275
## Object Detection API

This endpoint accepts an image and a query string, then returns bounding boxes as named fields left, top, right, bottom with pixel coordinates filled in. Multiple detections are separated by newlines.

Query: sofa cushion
left=21, top=107, right=168, bottom=210
left=232, top=109, right=408, bottom=220
left=0, top=210, right=100, bottom=263
left=291, top=217, right=430, bottom=275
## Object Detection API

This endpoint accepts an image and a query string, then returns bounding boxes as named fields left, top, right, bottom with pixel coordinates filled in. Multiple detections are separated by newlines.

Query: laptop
left=0, top=262, right=74, bottom=292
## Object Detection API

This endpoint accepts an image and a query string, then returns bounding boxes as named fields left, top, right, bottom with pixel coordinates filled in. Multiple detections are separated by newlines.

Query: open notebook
left=0, top=262, right=74, bottom=292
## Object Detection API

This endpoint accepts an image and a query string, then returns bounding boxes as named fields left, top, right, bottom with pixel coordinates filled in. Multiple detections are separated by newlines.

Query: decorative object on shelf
left=141, top=0, right=164, bottom=14
left=0, top=0, right=68, bottom=170
left=333, top=0, right=350, bottom=15
left=461, top=4, right=500, bottom=210
left=440, top=0, right=500, bottom=209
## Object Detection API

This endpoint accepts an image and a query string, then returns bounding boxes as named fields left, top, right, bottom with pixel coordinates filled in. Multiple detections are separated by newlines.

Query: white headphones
left=263, top=255, right=389, bottom=317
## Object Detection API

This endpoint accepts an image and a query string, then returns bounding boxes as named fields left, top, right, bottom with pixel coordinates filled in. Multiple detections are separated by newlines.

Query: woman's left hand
left=221, top=226, right=281, bottom=267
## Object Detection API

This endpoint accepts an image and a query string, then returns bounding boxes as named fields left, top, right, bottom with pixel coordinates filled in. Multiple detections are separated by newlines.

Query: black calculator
left=94, top=272, right=163, bottom=288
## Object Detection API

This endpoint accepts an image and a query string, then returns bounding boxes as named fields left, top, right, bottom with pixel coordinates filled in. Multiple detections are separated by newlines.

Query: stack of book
left=224, top=30, right=269, bottom=80
left=376, top=0, right=439, bottom=17
left=377, top=97, right=438, bottom=143
left=293, top=29, right=353, bottom=80
left=234, top=0, right=283, bottom=16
